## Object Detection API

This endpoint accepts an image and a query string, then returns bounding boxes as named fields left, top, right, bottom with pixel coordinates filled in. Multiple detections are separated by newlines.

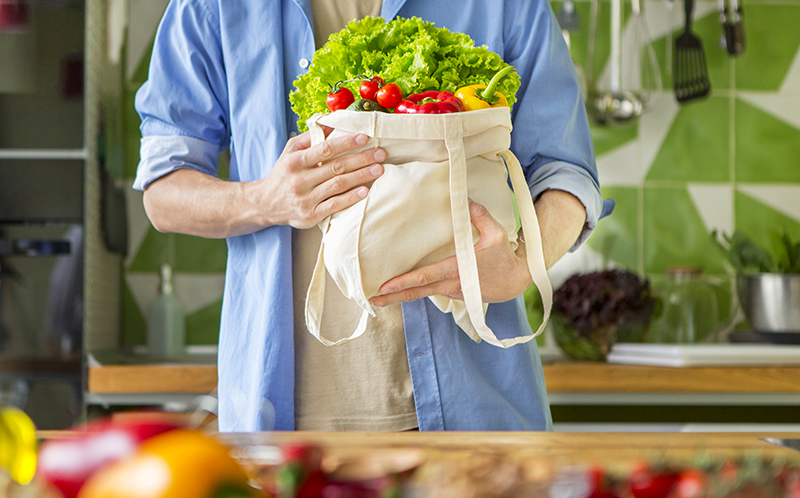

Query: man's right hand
left=256, top=129, right=385, bottom=229
left=142, top=130, right=385, bottom=238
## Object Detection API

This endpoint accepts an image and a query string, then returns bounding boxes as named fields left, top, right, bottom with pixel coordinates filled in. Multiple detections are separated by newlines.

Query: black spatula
left=674, top=0, right=711, bottom=102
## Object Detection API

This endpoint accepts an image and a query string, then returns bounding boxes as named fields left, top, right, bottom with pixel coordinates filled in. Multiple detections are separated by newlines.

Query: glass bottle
left=147, top=264, right=185, bottom=358
left=650, top=266, right=720, bottom=344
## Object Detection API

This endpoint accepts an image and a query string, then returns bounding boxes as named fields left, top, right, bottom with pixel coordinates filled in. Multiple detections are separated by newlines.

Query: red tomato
left=375, top=83, right=403, bottom=109
left=669, top=469, right=708, bottom=498
left=628, top=463, right=677, bottom=498
left=359, top=76, right=384, bottom=101
left=586, top=465, right=621, bottom=498
left=326, top=87, right=355, bottom=111
left=281, top=443, right=323, bottom=473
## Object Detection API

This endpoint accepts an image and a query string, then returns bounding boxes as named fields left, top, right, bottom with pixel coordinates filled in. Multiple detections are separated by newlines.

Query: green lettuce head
left=289, top=16, right=521, bottom=131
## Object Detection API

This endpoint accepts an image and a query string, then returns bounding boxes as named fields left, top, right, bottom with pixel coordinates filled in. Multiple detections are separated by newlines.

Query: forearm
left=143, top=169, right=268, bottom=238
left=534, top=189, right=587, bottom=269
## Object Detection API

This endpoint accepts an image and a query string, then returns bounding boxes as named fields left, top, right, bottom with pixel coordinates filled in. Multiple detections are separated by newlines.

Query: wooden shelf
left=87, top=360, right=800, bottom=395
left=542, top=361, right=800, bottom=393
left=0, top=355, right=81, bottom=376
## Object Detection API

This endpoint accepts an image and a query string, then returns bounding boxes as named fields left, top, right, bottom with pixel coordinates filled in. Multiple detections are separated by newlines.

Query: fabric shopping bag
left=304, top=107, right=552, bottom=348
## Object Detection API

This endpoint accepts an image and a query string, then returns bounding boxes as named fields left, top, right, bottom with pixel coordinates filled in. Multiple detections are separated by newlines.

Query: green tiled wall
left=121, top=1, right=800, bottom=346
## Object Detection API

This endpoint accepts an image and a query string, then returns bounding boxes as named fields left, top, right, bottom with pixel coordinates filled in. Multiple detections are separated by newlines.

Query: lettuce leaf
left=289, top=16, right=521, bottom=131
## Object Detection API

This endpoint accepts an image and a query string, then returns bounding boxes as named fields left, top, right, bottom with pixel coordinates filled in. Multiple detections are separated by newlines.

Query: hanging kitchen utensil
left=558, top=0, right=589, bottom=98
left=629, top=0, right=663, bottom=107
left=719, top=0, right=746, bottom=55
left=587, top=0, right=645, bottom=126
left=557, top=0, right=581, bottom=48
left=674, top=0, right=711, bottom=102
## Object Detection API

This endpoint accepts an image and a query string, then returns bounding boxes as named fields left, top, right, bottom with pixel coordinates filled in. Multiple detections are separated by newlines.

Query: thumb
left=468, top=199, right=505, bottom=248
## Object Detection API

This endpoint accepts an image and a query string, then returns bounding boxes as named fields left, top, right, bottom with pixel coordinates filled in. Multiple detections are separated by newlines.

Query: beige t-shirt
left=292, top=0, right=418, bottom=431
left=311, top=0, right=383, bottom=49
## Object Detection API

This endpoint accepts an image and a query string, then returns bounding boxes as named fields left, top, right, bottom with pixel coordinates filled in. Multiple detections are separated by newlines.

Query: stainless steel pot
left=737, top=274, right=800, bottom=342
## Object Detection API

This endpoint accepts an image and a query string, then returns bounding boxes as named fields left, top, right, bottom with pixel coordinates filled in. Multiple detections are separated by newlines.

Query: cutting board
left=607, top=343, right=800, bottom=367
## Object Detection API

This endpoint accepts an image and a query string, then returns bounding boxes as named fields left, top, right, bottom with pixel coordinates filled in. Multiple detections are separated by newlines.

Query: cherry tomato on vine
left=359, top=76, right=385, bottom=101
left=326, top=87, right=355, bottom=111
left=375, top=83, right=403, bottom=109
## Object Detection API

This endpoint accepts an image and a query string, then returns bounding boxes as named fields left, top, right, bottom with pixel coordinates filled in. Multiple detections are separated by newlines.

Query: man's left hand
left=368, top=200, right=532, bottom=307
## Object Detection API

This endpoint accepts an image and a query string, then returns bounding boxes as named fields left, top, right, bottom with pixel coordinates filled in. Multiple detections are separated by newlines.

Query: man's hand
left=368, top=189, right=587, bottom=307
left=143, top=128, right=386, bottom=238
left=368, top=200, right=533, bottom=307
left=254, top=129, right=386, bottom=229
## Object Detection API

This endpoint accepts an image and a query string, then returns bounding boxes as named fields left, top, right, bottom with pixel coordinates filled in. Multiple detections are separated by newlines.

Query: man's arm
left=534, top=189, right=586, bottom=269
left=142, top=131, right=386, bottom=238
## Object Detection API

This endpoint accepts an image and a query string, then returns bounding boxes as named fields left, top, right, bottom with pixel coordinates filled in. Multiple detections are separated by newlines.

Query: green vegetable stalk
left=290, top=16, right=521, bottom=131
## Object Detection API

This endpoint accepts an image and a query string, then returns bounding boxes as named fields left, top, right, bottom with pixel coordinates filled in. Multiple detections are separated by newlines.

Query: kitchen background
left=115, top=0, right=800, bottom=348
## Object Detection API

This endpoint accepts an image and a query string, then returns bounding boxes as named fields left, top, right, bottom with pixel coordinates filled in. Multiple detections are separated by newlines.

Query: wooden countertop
left=225, top=431, right=800, bottom=471
left=87, top=359, right=800, bottom=395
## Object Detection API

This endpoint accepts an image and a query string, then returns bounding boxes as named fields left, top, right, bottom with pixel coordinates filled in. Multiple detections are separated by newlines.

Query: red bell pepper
left=394, top=91, right=464, bottom=114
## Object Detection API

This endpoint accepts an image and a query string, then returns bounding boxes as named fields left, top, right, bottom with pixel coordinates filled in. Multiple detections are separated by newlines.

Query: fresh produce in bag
left=292, top=17, right=552, bottom=348
left=289, top=17, right=521, bottom=129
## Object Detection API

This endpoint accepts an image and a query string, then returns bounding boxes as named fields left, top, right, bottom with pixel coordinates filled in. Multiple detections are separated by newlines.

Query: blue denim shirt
left=134, top=0, right=614, bottom=431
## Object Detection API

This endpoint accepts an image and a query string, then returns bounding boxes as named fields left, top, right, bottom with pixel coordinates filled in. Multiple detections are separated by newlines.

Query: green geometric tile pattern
left=128, top=230, right=228, bottom=273
left=735, top=99, right=800, bottom=183
left=646, top=97, right=730, bottom=183
left=186, top=300, right=224, bottom=345
left=586, top=186, right=639, bottom=270
left=590, top=121, right=638, bottom=157
left=734, top=190, right=800, bottom=251
left=734, top=5, right=800, bottom=91
left=122, top=280, right=147, bottom=346
left=643, top=187, right=727, bottom=274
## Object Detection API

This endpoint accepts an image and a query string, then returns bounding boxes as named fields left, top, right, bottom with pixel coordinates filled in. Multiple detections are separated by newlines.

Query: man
left=134, top=0, right=613, bottom=431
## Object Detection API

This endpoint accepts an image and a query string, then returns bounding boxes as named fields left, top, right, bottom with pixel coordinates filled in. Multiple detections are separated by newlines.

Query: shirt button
left=289, top=131, right=297, bottom=137
left=299, top=58, right=309, bottom=69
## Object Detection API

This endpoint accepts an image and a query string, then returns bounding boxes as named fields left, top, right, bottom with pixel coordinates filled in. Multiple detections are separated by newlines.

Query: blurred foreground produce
left=37, top=417, right=181, bottom=498
left=0, top=407, right=37, bottom=486
left=247, top=443, right=420, bottom=498
left=77, top=429, right=257, bottom=498
left=588, top=455, right=800, bottom=498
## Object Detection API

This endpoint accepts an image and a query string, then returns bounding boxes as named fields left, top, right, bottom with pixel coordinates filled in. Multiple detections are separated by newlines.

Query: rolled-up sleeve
left=504, top=0, right=613, bottom=249
left=133, top=0, right=229, bottom=191
left=528, top=160, right=616, bottom=250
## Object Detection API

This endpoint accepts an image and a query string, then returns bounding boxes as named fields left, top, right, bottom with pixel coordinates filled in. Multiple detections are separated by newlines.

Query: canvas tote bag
left=304, top=107, right=552, bottom=348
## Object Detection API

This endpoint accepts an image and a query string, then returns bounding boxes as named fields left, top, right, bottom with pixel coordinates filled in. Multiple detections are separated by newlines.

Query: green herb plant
left=712, top=230, right=800, bottom=274
left=289, top=16, right=521, bottom=131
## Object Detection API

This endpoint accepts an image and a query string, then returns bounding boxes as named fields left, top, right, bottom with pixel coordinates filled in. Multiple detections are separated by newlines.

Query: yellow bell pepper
left=455, top=66, right=515, bottom=111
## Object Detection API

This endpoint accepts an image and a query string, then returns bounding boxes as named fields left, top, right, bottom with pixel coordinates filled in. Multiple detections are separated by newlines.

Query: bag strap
left=501, top=150, right=553, bottom=340
left=307, top=114, right=327, bottom=144
left=304, top=227, right=371, bottom=346
left=443, top=116, right=551, bottom=348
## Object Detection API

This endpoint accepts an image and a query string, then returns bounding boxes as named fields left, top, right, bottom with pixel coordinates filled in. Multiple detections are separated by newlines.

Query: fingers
left=300, top=132, right=370, bottom=167
left=369, top=257, right=461, bottom=307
